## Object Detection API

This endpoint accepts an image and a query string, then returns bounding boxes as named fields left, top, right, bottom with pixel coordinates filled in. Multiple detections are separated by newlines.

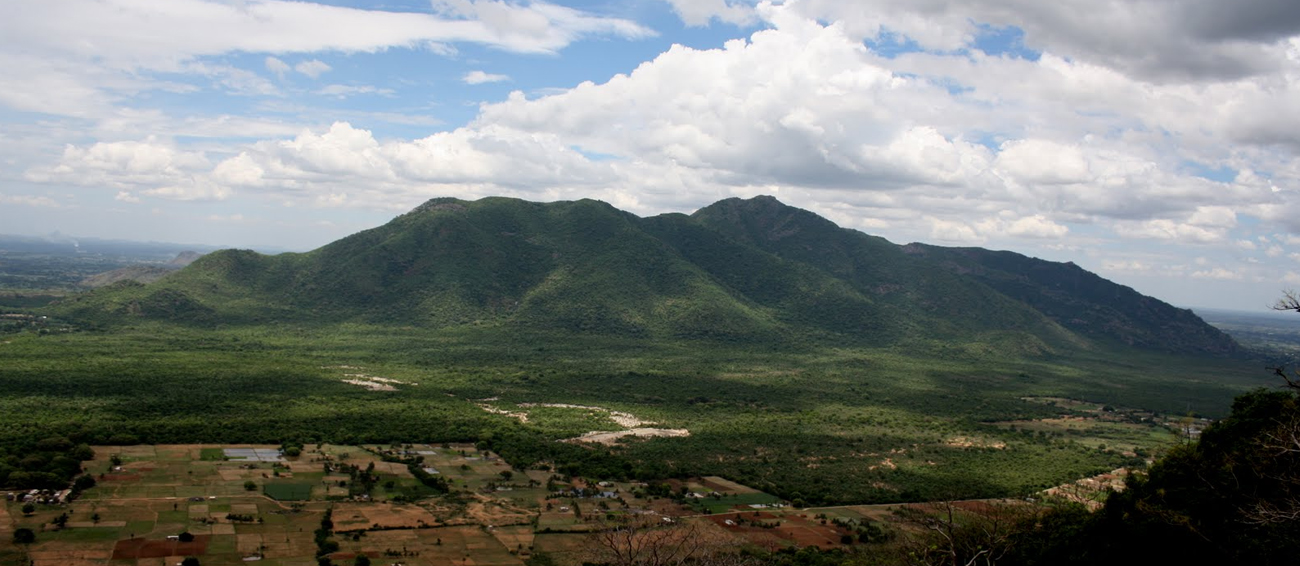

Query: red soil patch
left=328, top=551, right=376, bottom=561
left=706, top=513, right=847, bottom=549
left=111, top=535, right=212, bottom=559
left=101, top=474, right=142, bottom=482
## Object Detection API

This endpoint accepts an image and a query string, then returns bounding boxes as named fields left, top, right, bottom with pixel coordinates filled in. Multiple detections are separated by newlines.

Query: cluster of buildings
left=4, top=488, right=72, bottom=505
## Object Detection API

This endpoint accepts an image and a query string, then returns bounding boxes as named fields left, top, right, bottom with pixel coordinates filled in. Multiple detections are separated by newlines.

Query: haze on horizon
left=1, top=0, right=1299, bottom=312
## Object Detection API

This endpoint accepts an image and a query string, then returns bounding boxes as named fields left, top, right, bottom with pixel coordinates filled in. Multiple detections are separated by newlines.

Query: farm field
left=2, top=443, right=893, bottom=566
left=2, top=444, right=568, bottom=565
left=8, top=442, right=1118, bottom=566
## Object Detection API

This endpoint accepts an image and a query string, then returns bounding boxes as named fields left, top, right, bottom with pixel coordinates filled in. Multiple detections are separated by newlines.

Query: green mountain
left=52, top=196, right=1240, bottom=356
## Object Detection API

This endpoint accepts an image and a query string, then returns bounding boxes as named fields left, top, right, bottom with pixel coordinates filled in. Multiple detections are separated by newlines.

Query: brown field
left=335, top=525, right=525, bottom=566
left=2, top=444, right=831, bottom=566
left=25, top=550, right=114, bottom=566
left=706, top=511, right=851, bottom=550
left=0, top=500, right=11, bottom=539
left=700, top=476, right=759, bottom=494
left=100, top=473, right=142, bottom=482
left=111, top=534, right=212, bottom=559
left=490, top=525, right=536, bottom=554
left=334, top=502, right=439, bottom=531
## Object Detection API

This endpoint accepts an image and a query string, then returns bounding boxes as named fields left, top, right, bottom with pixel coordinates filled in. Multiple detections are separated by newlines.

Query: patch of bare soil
left=565, top=428, right=691, bottom=445
left=477, top=403, right=530, bottom=423
left=325, top=365, right=415, bottom=391
left=518, top=403, right=651, bottom=427
left=343, top=379, right=397, bottom=391
left=1041, top=468, right=1130, bottom=510
left=868, top=458, right=897, bottom=471
left=944, top=437, right=1007, bottom=449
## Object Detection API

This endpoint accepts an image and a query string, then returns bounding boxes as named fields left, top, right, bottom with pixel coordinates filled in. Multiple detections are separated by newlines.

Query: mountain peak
left=408, top=197, right=470, bottom=216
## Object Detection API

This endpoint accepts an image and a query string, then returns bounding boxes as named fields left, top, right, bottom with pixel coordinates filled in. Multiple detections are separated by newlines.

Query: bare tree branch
left=584, top=514, right=751, bottom=566
left=1271, top=289, right=1300, bottom=313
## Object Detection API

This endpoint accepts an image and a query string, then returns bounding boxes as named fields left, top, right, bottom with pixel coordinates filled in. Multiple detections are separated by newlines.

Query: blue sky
left=2, top=0, right=1300, bottom=311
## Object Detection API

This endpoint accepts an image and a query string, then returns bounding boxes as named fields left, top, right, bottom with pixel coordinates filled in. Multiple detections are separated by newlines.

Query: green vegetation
left=45, top=196, right=1238, bottom=357
left=958, top=384, right=1300, bottom=566
left=0, top=319, right=1270, bottom=504
left=0, top=434, right=95, bottom=490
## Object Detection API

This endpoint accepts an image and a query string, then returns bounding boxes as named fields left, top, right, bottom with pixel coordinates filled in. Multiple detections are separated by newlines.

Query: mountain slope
left=51, top=196, right=1241, bottom=356
left=690, top=196, right=1085, bottom=350
left=901, top=244, right=1241, bottom=355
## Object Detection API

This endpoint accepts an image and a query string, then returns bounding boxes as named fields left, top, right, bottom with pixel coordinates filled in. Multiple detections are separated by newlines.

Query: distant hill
left=79, top=251, right=204, bottom=288
left=0, top=234, right=219, bottom=259
left=168, top=251, right=203, bottom=267
left=51, top=196, right=1240, bottom=357
left=80, top=265, right=175, bottom=288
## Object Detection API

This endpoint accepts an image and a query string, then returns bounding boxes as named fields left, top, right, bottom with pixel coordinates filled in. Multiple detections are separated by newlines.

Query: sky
left=1, top=0, right=1299, bottom=311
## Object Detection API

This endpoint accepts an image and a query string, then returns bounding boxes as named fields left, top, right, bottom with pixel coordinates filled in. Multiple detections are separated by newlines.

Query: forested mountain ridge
left=51, top=195, right=1239, bottom=356
left=903, top=244, right=1241, bottom=356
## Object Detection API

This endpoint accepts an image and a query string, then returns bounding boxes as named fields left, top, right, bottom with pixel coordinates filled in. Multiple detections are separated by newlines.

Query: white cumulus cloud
left=295, top=60, right=331, bottom=79
left=1191, top=267, right=1243, bottom=280
left=463, top=70, right=511, bottom=84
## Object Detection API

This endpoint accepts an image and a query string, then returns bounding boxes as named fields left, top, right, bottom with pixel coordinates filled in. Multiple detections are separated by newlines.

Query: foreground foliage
left=1003, top=386, right=1300, bottom=566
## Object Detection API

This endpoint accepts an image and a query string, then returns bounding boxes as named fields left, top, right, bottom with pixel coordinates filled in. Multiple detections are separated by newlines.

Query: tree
left=181, top=558, right=201, bottom=566
left=12, top=528, right=35, bottom=545
left=897, top=499, right=1036, bottom=566
left=354, top=555, right=371, bottom=566
left=73, top=474, right=97, bottom=492
left=21, top=502, right=34, bottom=516
left=1243, top=411, right=1300, bottom=524
left=178, top=531, right=195, bottom=543
left=244, top=480, right=258, bottom=491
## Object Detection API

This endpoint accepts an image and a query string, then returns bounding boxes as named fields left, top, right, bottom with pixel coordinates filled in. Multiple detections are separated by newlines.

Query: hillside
left=903, top=244, right=1241, bottom=355
left=51, top=196, right=1239, bottom=356
left=79, top=265, right=175, bottom=288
